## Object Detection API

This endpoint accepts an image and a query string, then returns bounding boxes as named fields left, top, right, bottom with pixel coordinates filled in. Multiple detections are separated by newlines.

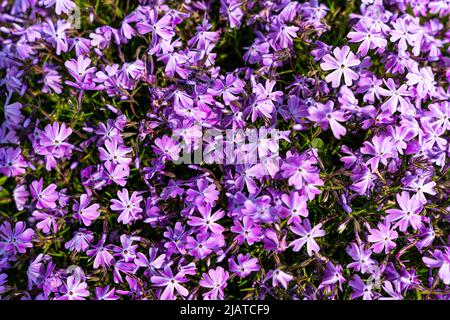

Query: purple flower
left=73, top=194, right=100, bottom=226
left=346, top=243, right=376, bottom=273
left=65, top=229, right=94, bottom=252
left=308, top=101, right=347, bottom=139
left=95, top=285, right=120, bottom=300
left=86, top=235, right=114, bottom=269
left=0, top=147, right=27, bottom=177
left=349, top=275, right=374, bottom=300
left=360, top=135, right=396, bottom=171
left=199, top=266, right=229, bottom=300
left=153, top=135, right=181, bottom=161
left=268, top=269, right=293, bottom=290
left=422, top=248, right=450, bottom=285
left=281, top=191, right=309, bottom=225
left=110, top=189, right=143, bottom=225
left=320, top=45, right=360, bottom=88
left=186, top=179, right=219, bottom=207
left=229, top=254, right=260, bottom=278
left=289, top=219, right=325, bottom=256
left=187, top=205, right=225, bottom=235
left=0, top=221, right=34, bottom=254
left=30, top=178, right=58, bottom=210
left=99, top=137, right=132, bottom=165
left=151, top=266, right=189, bottom=300
left=230, top=216, right=263, bottom=245
left=42, top=19, right=71, bottom=55
left=319, top=263, right=346, bottom=291
left=37, top=122, right=73, bottom=161
left=57, top=275, right=90, bottom=300
left=348, top=21, right=387, bottom=56
left=367, top=221, right=398, bottom=254
left=386, top=191, right=423, bottom=232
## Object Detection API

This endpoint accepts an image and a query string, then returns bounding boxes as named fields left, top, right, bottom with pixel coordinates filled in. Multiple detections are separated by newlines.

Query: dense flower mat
left=0, top=0, right=449, bottom=300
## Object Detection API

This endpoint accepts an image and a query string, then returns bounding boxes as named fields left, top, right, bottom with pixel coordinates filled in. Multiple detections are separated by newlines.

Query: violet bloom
left=319, top=263, right=346, bottom=291
left=422, top=248, right=450, bottom=285
left=281, top=150, right=323, bottom=194
left=95, top=286, right=120, bottom=300
left=86, top=235, right=115, bottom=269
left=0, top=274, right=6, bottom=295
left=367, top=221, right=398, bottom=254
left=27, top=254, right=46, bottom=290
left=320, top=45, right=360, bottom=88
left=0, top=147, right=27, bottom=177
left=386, top=191, right=423, bottom=232
left=281, top=191, right=309, bottom=225
left=99, top=139, right=132, bottom=165
left=42, top=19, right=71, bottom=55
left=251, top=79, right=283, bottom=122
left=0, top=221, right=34, bottom=254
left=230, top=216, right=263, bottom=245
left=186, top=179, right=219, bottom=207
left=57, top=275, right=90, bottom=300
left=151, top=266, right=189, bottom=300
left=41, top=63, right=62, bottom=94
left=220, top=0, right=244, bottom=29
left=135, top=9, right=175, bottom=42
left=30, top=178, right=59, bottom=210
left=187, top=205, right=225, bottom=234
left=65, top=229, right=94, bottom=252
left=110, top=189, right=143, bottom=225
left=270, top=19, right=299, bottom=49
left=308, top=101, right=347, bottom=139
left=134, top=248, right=166, bottom=277
left=229, top=254, right=260, bottom=278
left=289, top=219, right=325, bottom=256
left=349, top=275, right=374, bottom=300
left=377, top=78, right=411, bottom=115
left=268, top=269, right=293, bottom=290
left=360, top=135, right=395, bottom=172
left=32, top=209, right=58, bottom=234
left=38, top=122, right=73, bottom=159
left=199, top=267, right=229, bottom=300
left=43, top=0, right=76, bottom=15
left=64, top=55, right=99, bottom=91
left=409, top=178, right=436, bottom=204
left=153, top=135, right=181, bottom=161
left=73, top=194, right=100, bottom=226
left=346, top=242, right=376, bottom=274
left=347, top=21, right=387, bottom=56
left=185, top=232, right=223, bottom=260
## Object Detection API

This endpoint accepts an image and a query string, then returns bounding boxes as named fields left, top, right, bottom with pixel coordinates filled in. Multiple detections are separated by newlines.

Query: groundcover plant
left=0, top=0, right=449, bottom=300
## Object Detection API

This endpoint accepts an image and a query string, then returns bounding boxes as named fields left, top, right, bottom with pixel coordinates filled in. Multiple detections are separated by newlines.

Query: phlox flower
left=110, top=189, right=143, bottom=225
left=289, top=219, right=325, bottom=256
left=320, top=45, right=360, bottom=88
left=199, top=267, right=229, bottom=300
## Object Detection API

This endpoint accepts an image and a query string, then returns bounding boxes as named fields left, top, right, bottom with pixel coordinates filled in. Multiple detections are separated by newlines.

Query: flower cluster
left=0, top=0, right=449, bottom=300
